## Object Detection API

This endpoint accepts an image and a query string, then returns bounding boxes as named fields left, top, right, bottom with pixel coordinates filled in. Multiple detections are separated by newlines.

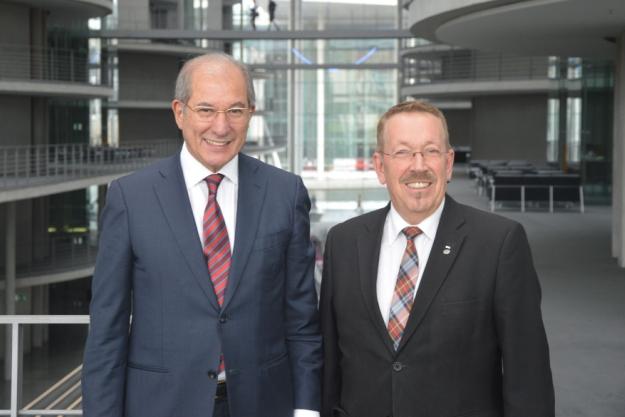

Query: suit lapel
left=396, top=196, right=467, bottom=353
left=357, top=205, right=396, bottom=355
left=153, top=153, right=220, bottom=311
left=222, top=154, right=266, bottom=310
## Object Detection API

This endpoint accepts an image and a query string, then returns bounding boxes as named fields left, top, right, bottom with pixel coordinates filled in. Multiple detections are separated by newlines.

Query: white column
left=4, top=202, right=16, bottom=381
left=288, top=0, right=303, bottom=173
left=613, top=32, right=625, bottom=267
left=316, top=17, right=325, bottom=177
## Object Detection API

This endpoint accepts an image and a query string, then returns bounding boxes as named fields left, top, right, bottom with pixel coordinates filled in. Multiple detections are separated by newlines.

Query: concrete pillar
left=43, top=285, right=49, bottom=344
left=31, top=286, right=44, bottom=348
left=558, top=58, right=569, bottom=171
left=29, top=8, right=47, bottom=80
left=4, top=202, right=16, bottom=381
left=612, top=32, right=625, bottom=268
left=287, top=0, right=302, bottom=173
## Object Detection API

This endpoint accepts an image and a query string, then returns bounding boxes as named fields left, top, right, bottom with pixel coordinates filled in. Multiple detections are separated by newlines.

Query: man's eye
left=228, top=108, right=245, bottom=116
left=394, top=150, right=411, bottom=158
left=197, top=108, right=215, bottom=115
left=425, top=148, right=441, bottom=156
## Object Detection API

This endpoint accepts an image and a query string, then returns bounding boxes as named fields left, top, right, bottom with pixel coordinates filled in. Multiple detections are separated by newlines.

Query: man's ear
left=373, top=152, right=387, bottom=186
left=172, top=100, right=184, bottom=129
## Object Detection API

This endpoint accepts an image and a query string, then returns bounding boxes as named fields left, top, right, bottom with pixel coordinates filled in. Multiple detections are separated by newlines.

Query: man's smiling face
left=373, top=111, right=454, bottom=224
left=172, top=60, right=253, bottom=172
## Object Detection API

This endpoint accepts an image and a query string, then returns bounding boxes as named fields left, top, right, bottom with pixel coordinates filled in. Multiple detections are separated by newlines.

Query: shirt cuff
left=294, top=409, right=320, bottom=417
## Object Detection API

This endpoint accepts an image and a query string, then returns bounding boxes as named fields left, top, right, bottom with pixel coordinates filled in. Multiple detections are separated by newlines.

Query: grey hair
left=174, top=52, right=256, bottom=107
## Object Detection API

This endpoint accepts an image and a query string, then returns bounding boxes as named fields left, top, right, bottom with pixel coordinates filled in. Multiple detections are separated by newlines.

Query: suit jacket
left=82, top=152, right=322, bottom=417
left=320, top=196, right=554, bottom=417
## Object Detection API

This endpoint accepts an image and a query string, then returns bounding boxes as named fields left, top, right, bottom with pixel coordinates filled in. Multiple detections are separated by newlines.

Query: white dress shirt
left=180, top=144, right=317, bottom=417
left=180, top=142, right=238, bottom=249
left=376, top=198, right=445, bottom=325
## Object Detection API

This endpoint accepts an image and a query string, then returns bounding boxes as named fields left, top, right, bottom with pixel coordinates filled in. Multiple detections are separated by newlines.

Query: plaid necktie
left=203, top=174, right=231, bottom=372
left=387, top=226, right=422, bottom=350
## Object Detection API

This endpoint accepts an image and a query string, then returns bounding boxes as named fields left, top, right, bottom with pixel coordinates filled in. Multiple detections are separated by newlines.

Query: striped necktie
left=387, top=226, right=422, bottom=350
left=203, top=174, right=231, bottom=307
left=203, top=174, right=231, bottom=372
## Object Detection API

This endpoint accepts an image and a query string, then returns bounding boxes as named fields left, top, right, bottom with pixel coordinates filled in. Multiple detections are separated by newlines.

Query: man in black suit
left=320, top=101, right=554, bottom=417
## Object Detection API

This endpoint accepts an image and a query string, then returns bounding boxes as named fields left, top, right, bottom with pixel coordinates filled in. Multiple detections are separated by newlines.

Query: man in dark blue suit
left=82, top=53, right=322, bottom=417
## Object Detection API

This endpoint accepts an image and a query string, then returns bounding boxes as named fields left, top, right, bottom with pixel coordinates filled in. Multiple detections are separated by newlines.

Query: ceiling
left=412, top=0, right=625, bottom=58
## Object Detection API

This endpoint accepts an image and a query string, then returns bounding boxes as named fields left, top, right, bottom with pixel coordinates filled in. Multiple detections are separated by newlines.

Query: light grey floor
left=448, top=167, right=625, bottom=417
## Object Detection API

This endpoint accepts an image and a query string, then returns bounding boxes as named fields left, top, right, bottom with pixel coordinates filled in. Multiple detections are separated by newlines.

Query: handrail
left=0, top=233, right=97, bottom=283
left=0, top=316, right=89, bottom=417
left=0, top=140, right=179, bottom=190
left=0, top=44, right=108, bottom=86
left=401, top=50, right=614, bottom=87
left=401, top=52, right=553, bottom=85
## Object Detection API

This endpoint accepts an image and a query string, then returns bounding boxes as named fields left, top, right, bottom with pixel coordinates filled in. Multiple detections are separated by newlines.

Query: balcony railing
left=0, top=316, right=89, bottom=417
left=401, top=50, right=616, bottom=88
left=0, top=140, right=179, bottom=191
left=401, top=51, right=553, bottom=85
left=0, top=44, right=107, bottom=85
left=0, top=233, right=97, bottom=283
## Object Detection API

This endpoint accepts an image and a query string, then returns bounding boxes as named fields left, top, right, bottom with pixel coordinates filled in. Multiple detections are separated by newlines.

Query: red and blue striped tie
left=203, top=174, right=231, bottom=371
left=387, top=226, right=422, bottom=350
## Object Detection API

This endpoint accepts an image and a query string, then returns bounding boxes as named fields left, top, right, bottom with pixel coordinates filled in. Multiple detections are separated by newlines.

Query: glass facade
left=233, top=36, right=398, bottom=173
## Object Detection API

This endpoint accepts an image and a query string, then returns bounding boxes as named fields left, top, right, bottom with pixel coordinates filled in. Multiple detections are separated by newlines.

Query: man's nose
left=210, top=112, right=230, bottom=135
left=409, top=151, right=427, bottom=169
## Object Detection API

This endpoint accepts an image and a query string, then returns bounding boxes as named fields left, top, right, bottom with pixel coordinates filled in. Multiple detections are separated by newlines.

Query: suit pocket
left=260, top=351, right=288, bottom=370
left=252, top=231, right=290, bottom=251
left=127, top=361, right=169, bottom=373
left=125, top=362, right=172, bottom=417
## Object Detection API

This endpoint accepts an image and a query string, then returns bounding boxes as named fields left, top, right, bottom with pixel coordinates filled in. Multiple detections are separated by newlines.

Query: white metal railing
left=402, top=51, right=614, bottom=87
left=0, top=140, right=179, bottom=190
left=0, top=140, right=288, bottom=193
left=0, top=316, right=89, bottom=417
left=401, top=51, right=552, bottom=86
left=0, top=44, right=107, bottom=86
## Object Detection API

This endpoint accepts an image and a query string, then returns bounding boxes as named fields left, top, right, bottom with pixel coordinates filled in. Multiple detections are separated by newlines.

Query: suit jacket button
left=219, top=315, right=229, bottom=324
left=392, top=362, right=404, bottom=372
left=207, top=370, right=218, bottom=379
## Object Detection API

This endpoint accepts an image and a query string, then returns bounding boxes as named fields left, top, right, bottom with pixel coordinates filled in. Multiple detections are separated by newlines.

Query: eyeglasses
left=183, top=102, right=253, bottom=123
left=382, top=147, right=448, bottom=162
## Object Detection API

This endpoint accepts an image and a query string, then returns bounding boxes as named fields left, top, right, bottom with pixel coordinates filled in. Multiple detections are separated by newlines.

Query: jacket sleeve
left=319, top=227, right=341, bottom=417
left=82, top=180, right=133, bottom=417
left=285, top=176, right=323, bottom=411
left=494, top=222, right=555, bottom=417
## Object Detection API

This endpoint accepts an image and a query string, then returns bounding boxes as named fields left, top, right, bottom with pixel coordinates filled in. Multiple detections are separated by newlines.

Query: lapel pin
left=443, top=245, right=451, bottom=255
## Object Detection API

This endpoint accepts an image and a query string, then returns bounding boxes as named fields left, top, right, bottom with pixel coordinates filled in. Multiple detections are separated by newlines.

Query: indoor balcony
left=400, top=51, right=588, bottom=98
left=0, top=140, right=287, bottom=203
left=0, top=140, right=179, bottom=203
left=0, top=44, right=113, bottom=99
left=0, top=232, right=97, bottom=292
left=16, top=0, right=112, bottom=19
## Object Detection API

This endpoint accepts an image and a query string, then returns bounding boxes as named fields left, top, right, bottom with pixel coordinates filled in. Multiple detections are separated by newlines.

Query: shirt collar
left=387, top=197, right=446, bottom=244
left=180, top=142, right=239, bottom=188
